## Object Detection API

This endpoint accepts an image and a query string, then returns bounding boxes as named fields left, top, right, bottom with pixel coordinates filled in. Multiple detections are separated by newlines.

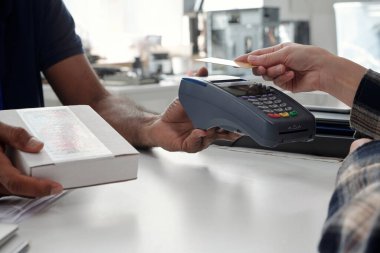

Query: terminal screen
left=218, top=84, right=267, bottom=97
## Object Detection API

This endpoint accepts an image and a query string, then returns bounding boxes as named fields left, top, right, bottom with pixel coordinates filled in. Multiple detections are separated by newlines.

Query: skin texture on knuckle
left=277, top=65, right=285, bottom=74
left=5, top=177, right=51, bottom=197
left=281, top=46, right=293, bottom=62
left=183, top=134, right=204, bottom=153
left=4, top=177, right=25, bottom=196
left=9, top=127, right=30, bottom=147
left=280, top=42, right=293, bottom=49
left=261, top=54, right=271, bottom=67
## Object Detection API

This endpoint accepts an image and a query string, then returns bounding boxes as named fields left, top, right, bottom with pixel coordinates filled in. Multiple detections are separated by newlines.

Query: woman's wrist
left=322, top=55, right=367, bottom=107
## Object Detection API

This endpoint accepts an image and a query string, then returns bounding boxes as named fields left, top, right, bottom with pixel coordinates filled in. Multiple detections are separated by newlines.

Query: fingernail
left=27, top=137, right=43, bottom=148
left=50, top=185, right=63, bottom=195
left=247, top=55, right=258, bottom=63
left=285, top=71, right=294, bottom=77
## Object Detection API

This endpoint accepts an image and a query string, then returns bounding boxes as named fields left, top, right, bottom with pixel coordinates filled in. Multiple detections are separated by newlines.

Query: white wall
left=64, top=0, right=185, bottom=62
left=203, top=0, right=339, bottom=53
left=266, top=0, right=337, bottom=53
left=272, top=0, right=380, bottom=54
left=63, top=0, right=352, bottom=60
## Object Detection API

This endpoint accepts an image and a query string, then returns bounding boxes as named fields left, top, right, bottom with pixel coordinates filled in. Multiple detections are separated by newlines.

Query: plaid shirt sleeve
left=319, top=70, right=380, bottom=252
left=319, top=141, right=380, bottom=252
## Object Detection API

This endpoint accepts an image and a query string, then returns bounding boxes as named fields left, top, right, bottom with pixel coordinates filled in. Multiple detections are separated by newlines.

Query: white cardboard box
left=1, top=105, right=139, bottom=189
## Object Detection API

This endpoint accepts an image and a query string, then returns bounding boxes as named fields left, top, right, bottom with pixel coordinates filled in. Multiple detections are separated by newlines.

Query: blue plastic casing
left=179, top=76, right=315, bottom=147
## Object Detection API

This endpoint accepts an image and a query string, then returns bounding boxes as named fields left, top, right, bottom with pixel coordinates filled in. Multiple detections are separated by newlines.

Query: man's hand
left=145, top=99, right=240, bottom=153
left=142, top=67, right=240, bottom=153
left=0, top=122, right=63, bottom=198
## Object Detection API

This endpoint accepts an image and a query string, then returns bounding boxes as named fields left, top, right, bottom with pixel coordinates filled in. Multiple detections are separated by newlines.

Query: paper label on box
left=17, top=107, right=113, bottom=163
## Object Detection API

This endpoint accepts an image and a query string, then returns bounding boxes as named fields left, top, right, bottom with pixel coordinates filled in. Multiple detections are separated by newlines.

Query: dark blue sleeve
left=350, top=69, right=380, bottom=139
left=38, top=0, right=84, bottom=70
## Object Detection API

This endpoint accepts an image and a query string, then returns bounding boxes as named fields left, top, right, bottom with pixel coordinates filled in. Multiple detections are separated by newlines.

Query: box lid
left=1, top=105, right=138, bottom=168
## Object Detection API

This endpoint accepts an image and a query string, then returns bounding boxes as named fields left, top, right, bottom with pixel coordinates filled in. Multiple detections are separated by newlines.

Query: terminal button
left=267, top=113, right=281, bottom=118
left=279, top=112, right=290, bottom=118
left=289, top=111, right=298, bottom=117
left=284, top=106, right=293, bottom=111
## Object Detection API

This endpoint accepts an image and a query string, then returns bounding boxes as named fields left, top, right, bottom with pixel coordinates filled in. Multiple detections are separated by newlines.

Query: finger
left=252, top=66, right=267, bottom=76
left=195, top=67, right=208, bottom=77
left=234, top=54, right=249, bottom=63
left=246, top=47, right=290, bottom=68
left=249, top=43, right=291, bottom=56
left=182, top=128, right=242, bottom=153
left=349, top=138, right=373, bottom=154
left=272, top=71, right=295, bottom=87
left=234, top=43, right=291, bottom=62
left=201, top=128, right=218, bottom=147
left=200, top=132, right=241, bottom=149
left=0, top=122, right=43, bottom=153
left=262, top=75, right=274, bottom=81
left=200, top=128, right=241, bottom=148
left=181, top=129, right=208, bottom=153
left=0, top=153, right=62, bottom=197
left=266, top=64, right=287, bottom=79
left=216, top=132, right=242, bottom=142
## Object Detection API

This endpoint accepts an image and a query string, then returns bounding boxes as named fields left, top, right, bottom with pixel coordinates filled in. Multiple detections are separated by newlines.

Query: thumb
left=0, top=122, right=44, bottom=153
left=246, top=49, right=288, bottom=68
left=195, top=66, right=208, bottom=77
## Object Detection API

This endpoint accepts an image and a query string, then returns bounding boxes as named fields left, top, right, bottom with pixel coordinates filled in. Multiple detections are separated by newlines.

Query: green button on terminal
left=289, top=111, right=298, bottom=117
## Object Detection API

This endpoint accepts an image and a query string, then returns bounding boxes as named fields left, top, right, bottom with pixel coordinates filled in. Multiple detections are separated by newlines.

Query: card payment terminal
left=179, top=76, right=316, bottom=147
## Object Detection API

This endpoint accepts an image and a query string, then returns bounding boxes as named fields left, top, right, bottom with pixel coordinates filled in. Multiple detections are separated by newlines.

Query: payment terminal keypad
left=236, top=82, right=298, bottom=119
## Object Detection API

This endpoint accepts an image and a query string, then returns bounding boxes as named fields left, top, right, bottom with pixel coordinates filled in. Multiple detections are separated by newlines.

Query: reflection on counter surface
left=285, top=91, right=350, bottom=114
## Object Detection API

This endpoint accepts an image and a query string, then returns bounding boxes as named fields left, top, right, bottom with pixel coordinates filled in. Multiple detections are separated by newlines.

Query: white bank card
left=196, top=57, right=254, bottom=69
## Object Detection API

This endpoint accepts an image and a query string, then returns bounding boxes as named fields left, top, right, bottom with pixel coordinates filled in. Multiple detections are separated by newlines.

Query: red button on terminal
left=267, top=113, right=281, bottom=118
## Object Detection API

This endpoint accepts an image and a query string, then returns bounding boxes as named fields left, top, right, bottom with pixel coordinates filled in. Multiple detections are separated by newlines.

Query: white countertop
left=18, top=146, right=341, bottom=253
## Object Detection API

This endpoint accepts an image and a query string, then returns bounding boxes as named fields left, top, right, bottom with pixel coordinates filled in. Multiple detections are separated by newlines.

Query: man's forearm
left=44, top=54, right=161, bottom=148
left=90, top=94, right=160, bottom=148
